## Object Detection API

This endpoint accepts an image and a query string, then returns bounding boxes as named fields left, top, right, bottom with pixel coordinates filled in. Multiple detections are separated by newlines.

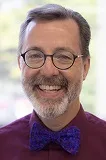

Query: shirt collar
left=29, top=104, right=89, bottom=135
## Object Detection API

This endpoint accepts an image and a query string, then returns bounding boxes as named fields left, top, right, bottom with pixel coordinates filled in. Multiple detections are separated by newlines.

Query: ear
left=83, top=56, right=90, bottom=81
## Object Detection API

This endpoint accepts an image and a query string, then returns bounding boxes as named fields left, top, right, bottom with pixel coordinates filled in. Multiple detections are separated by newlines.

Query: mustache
left=22, top=73, right=68, bottom=89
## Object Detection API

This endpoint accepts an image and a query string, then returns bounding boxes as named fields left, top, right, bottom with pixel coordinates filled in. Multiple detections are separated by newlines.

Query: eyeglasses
left=21, top=49, right=83, bottom=70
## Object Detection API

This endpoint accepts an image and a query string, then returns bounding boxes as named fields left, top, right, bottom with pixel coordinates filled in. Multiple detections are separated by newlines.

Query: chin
left=32, top=96, right=69, bottom=119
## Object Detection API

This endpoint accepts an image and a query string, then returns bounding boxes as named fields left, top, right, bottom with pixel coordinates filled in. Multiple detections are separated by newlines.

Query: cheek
left=61, top=65, right=83, bottom=83
left=20, top=64, right=40, bottom=79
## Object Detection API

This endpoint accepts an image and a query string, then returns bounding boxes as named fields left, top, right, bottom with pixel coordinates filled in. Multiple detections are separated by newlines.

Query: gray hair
left=18, top=4, right=91, bottom=58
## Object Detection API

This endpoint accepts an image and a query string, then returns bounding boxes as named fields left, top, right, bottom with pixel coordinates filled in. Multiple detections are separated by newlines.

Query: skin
left=18, top=19, right=90, bottom=131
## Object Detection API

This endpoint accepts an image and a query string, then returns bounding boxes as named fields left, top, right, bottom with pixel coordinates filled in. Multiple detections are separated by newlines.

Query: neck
left=39, top=99, right=80, bottom=131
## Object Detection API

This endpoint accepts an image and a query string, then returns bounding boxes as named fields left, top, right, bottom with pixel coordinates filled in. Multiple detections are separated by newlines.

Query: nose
left=39, top=56, right=59, bottom=77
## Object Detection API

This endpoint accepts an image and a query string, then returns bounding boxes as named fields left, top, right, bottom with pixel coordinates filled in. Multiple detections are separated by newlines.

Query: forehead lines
left=23, top=19, right=81, bottom=54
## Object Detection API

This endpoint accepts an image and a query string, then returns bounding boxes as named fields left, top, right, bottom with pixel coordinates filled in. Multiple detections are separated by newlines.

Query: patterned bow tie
left=30, top=122, right=80, bottom=155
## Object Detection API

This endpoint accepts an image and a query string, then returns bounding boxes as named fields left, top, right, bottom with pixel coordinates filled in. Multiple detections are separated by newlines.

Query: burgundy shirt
left=0, top=106, right=106, bottom=160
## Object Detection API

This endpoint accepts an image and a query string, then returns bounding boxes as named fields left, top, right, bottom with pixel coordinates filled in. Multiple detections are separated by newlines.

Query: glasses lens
left=53, top=50, right=74, bottom=69
left=25, top=50, right=44, bottom=68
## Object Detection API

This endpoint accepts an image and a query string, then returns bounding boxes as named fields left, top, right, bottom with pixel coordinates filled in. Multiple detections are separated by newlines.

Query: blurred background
left=0, top=0, right=106, bottom=127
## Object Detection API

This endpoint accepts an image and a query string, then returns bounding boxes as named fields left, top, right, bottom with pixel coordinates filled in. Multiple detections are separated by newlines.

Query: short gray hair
left=18, top=4, right=91, bottom=58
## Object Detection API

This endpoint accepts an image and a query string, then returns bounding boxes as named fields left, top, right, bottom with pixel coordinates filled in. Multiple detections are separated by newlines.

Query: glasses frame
left=21, top=49, right=83, bottom=70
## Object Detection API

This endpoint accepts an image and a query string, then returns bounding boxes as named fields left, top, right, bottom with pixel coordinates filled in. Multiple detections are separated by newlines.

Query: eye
left=54, top=51, right=74, bottom=61
left=56, top=54, right=72, bottom=60
left=26, top=50, right=44, bottom=59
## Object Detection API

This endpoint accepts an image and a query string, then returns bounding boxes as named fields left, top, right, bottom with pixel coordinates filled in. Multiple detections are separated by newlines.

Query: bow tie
left=30, top=122, right=80, bottom=155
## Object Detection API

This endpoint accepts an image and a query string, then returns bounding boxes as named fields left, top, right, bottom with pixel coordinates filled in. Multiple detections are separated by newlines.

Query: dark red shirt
left=0, top=106, right=106, bottom=160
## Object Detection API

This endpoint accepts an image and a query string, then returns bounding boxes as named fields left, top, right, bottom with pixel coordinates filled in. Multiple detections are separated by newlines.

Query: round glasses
left=21, top=49, right=83, bottom=70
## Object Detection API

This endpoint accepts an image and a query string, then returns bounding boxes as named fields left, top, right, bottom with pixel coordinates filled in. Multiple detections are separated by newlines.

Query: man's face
left=19, top=19, right=90, bottom=119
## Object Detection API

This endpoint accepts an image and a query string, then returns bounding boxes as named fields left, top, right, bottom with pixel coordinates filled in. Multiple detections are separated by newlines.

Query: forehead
left=23, top=19, right=81, bottom=53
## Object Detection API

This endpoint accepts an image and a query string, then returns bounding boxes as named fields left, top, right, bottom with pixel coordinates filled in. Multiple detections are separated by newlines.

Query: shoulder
left=0, top=114, right=31, bottom=153
left=85, top=111, right=106, bottom=128
left=85, top=111, right=106, bottom=135
left=85, top=112, right=106, bottom=151
left=0, top=114, right=31, bottom=136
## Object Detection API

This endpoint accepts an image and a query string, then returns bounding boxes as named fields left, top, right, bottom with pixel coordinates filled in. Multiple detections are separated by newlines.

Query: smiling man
left=20, top=18, right=86, bottom=129
left=0, top=4, right=106, bottom=160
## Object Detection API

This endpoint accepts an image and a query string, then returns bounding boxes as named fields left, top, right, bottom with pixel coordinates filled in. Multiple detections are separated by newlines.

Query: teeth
left=39, top=85, right=61, bottom=91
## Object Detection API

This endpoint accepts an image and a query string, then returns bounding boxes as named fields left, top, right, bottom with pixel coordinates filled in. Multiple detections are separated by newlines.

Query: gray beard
left=21, top=74, right=82, bottom=119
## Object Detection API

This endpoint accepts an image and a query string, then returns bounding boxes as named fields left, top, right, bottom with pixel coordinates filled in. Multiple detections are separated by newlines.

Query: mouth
left=39, top=85, right=62, bottom=91
left=35, top=85, right=65, bottom=99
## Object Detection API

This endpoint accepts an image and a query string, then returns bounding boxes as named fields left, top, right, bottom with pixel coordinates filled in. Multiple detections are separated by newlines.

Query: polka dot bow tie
left=30, top=122, right=80, bottom=155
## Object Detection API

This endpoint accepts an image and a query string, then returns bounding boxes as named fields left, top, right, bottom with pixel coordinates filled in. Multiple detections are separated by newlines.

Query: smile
left=35, top=85, right=65, bottom=99
left=38, top=85, right=62, bottom=91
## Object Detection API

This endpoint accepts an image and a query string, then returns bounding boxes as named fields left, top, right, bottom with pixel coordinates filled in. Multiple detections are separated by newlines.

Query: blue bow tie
left=30, top=122, right=80, bottom=155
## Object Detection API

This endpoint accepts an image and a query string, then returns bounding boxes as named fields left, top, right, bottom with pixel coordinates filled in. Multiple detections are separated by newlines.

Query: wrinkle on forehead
left=25, top=19, right=80, bottom=36
left=23, top=19, right=81, bottom=54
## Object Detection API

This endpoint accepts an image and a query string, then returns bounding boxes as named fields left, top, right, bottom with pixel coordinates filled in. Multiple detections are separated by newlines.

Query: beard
left=21, top=73, right=82, bottom=119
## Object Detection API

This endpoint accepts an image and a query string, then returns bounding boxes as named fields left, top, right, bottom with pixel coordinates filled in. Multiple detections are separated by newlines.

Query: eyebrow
left=54, top=47, right=75, bottom=54
left=25, top=46, right=44, bottom=53
left=25, top=46, right=76, bottom=54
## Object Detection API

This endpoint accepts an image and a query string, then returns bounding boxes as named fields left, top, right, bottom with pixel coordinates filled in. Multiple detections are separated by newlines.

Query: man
left=0, top=4, right=106, bottom=160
